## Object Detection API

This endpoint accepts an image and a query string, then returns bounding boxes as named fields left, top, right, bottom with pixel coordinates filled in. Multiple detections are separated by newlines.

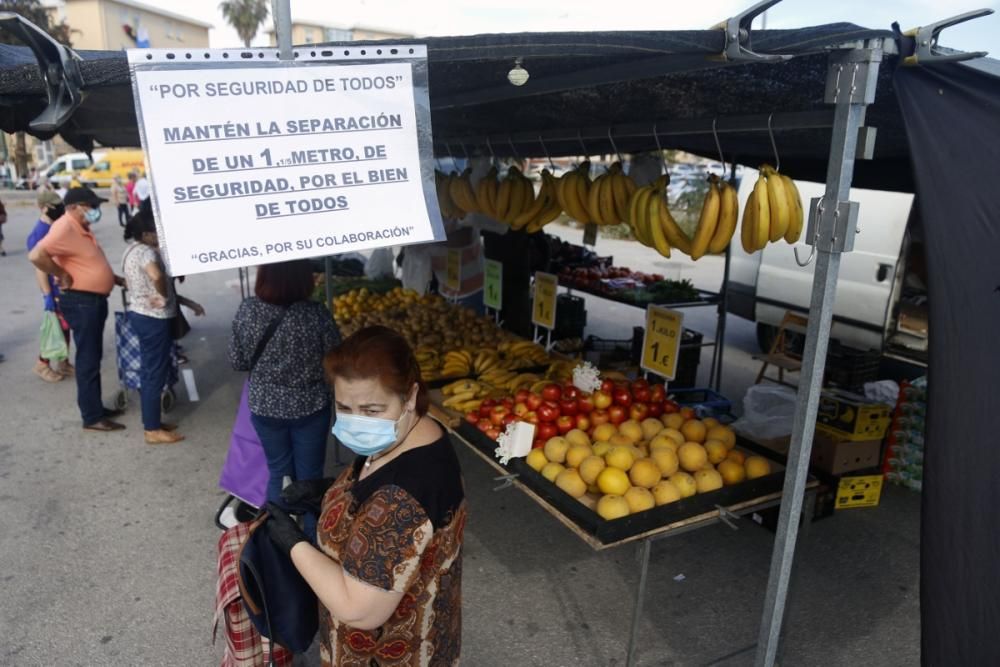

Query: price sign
left=640, top=305, right=684, bottom=379
left=445, top=248, right=461, bottom=291
left=532, top=271, right=558, bottom=330
left=582, top=222, right=598, bottom=247
left=483, top=259, right=503, bottom=310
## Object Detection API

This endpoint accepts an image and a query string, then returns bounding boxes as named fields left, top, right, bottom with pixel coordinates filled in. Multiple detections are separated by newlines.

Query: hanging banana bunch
left=448, top=167, right=480, bottom=215
left=626, top=175, right=676, bottom=258
left=740, top=165, right=804, bottom=253
left=435, top=169, right=465, bottom=221
left=688, top=174, right=740, bottom=259
left=583, top=162, right=637, bottom=226
left=516, top=170, right=564, bottom=233
left=474, top=166, right=501, bottom=220
left=555, top=161, right=593, bottom=224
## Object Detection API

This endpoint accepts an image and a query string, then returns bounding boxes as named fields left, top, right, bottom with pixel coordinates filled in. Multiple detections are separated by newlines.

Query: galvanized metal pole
left=271, top=0, right=293, bottom=59
left=754, top=44, right=883, bottom=667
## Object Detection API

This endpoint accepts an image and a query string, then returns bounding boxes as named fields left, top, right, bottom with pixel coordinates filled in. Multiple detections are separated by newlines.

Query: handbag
left=170, top=309, right=190, bottom=340
left=39, top=311, right=69, bottom=361
left=237, top=513, right=319, bottom=654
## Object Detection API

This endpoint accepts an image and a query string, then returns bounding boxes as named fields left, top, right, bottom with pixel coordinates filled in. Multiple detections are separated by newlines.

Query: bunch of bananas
left=626, top=175, right=689, bottom=259
left=447, top=168, right=480, bottom=214
left=473, top=165, right=537, bottom=226
left=510, top=170, right=563, bottom=233
left=415, top=346, right=442, bottom=380
left=544, top=359, right=577, bottom=383
left=583, top=162, right=637, bottom=226
left=440, top=379, right=491, bottom=412
left=435, top=170, right=466, bottom=221
left=555, top=162, right=594, bottom=224
left=498, top=340, right=550, bottom=367
left=440, top=349, right=475, bottom=378
left=688, top=174, right=739, bottom=260
left=741, top=165, right=803, bottom=252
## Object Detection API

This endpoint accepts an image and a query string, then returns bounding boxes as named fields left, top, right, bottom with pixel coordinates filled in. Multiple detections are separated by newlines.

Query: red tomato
left=514, top=389, right=531, bottom=404
left=489, top=406, right=510, bottom=426
left=465, top=412, right=479, bottom=424
left=537, top=402, right=559, bottom=423
left=526, top=393, right=543, bottom=411
left=647, top=402, right=664, bottom=418
left=575, top=414, right=591, bottom=432
left=650, top=385, right=666, bottom=403
left=631, top=386, right=651, bottom=403
left=477, top=420, right=492, bottom=433
left=662, top=400, right=680, bottom=414
left=600, top=379, right=615, bottom=393
left=629, top=403, right=650, bottom=421
left=556, top=415, right=575, bottom=434
left=558, top=398, right=578, bottom=417
left=562, top=385, right=581, bottom=400
left=631, top=378, right=650, bottom=391
left=576, top=395, right=595, bottom=414
left=485, top=427, right=501, bottom=440
left=502, top=414, right=519, bottom=427
left=523, top=411, right=539, bottom=425
left=537, top=422, right=558, bottom=441
left=590, top=409, right=609, bottom=427
left=532, top=439, right=546, bottom=449
left=608, top=405, right=627, bottom=425
left=612, top=388, right=633, bottom=408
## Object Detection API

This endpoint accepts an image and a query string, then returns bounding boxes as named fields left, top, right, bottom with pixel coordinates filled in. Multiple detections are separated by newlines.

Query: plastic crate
left=667, top=387, right=732, bottom=418
left=631, top=326, right=703, bottom=387
left=824, top=342, right=880, bottom=391
left=554, top=293, right=587, bottom=341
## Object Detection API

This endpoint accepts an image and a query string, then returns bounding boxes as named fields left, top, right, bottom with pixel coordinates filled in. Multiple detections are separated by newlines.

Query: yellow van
left=78, top=149, right=146, bottom=188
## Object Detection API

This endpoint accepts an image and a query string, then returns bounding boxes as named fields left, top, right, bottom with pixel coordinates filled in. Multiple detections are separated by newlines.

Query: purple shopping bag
left=218, top=380, right=268, bottom=508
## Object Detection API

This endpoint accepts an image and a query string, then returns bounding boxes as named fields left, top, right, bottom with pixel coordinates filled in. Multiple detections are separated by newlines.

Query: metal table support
left=754, top=43, right=884, bottom=667
left=624, top=489, right=818, bottom=667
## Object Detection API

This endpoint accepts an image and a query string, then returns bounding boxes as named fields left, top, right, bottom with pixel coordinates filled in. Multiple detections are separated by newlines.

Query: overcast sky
left=167, top=0, right=998, bottom=53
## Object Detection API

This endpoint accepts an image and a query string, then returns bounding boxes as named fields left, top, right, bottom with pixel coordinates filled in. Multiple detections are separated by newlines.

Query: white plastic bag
left=364, top=247, right=395, bottom=279
left=731, top=384, right=798, bottom=439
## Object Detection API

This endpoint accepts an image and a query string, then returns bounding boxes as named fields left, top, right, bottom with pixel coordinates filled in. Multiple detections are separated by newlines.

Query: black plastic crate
left=631, top=326, right=703, bottom=388
left=554, top=294, right=587, bottom=341
left=825, top=342, right=881, bottom=391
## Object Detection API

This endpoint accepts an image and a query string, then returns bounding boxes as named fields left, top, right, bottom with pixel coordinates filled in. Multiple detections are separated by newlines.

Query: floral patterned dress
left=317, top=432, right=466, bottom=666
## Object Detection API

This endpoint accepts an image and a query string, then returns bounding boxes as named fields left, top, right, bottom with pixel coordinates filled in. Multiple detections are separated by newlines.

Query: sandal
left=84, top=419, right=126, bottom=432
left=145, top=429, right=184, bottom=444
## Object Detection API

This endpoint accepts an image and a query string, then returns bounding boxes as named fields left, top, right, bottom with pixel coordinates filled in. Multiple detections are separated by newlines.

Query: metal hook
left=537, top=135, right=557, bottom=171
left=484, top=136, right=497, bottom=168
left=507, top=135, right=522, bottom=167
left=794, top=199, right=820, bottom=266
left=443, top=142, right=456, bottom=170
left=767, top=113, right=780, bottom=172
left=711, top=118, right=728, bottom=178
left=652, top=123, right=668, bottom=173
left=607, top=127, right=624, bottom=167
left=459, top=142, right=471, bottom=161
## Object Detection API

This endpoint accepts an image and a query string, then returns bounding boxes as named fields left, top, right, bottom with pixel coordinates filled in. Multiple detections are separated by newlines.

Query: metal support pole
left=713, top=245, right=731, bottom=392
left=754, top=44, right=883, bottom=667
left=270, top=0, right=293, bottom=59
left=625, top=538, right=652, bottom=667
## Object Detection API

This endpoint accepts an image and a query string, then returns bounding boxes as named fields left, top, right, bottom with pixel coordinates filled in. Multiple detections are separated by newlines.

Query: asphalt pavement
left=0, top=193, right=920, bottom=666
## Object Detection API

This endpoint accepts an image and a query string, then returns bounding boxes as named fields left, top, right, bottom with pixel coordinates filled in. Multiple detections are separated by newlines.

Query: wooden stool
left=753, top=311, right=808, bottom=387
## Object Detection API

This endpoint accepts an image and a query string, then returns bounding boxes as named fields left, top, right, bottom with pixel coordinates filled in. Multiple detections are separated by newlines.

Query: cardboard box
left=835, top=475, right=883, bottom=509
left=816, top=389, right=891, bottom=441
left=810, top=430, right=883, bottom=475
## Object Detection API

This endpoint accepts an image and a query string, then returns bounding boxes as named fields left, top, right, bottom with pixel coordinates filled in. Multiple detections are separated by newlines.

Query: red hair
left=324, top=325, right=429, bottom=415
left=255, top=259, right=314, bottom=306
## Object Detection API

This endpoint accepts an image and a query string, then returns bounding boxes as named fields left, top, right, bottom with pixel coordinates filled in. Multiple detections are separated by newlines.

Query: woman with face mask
left=267, top=325, right=466, bottom=665
left=122, top=208, right=202, bottom=444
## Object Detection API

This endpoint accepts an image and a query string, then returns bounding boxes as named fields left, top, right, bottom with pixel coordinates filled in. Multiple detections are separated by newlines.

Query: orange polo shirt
left=36, top=213, right=115, bottom=296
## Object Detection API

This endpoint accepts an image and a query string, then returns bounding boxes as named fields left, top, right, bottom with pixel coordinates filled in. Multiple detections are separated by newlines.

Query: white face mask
left=331, top=412, right=406, bottom=457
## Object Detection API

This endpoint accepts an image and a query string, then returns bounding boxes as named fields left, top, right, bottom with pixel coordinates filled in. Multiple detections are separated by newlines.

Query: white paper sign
left=128, top=49, right=444, bottom=275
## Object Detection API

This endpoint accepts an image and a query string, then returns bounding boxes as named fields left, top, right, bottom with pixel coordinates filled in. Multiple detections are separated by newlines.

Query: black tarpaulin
left=894, top=62, right=1000, bottom=665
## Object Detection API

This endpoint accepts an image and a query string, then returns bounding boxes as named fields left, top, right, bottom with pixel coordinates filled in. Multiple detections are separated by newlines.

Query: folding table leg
left=625, top=538, right=653, bottom=667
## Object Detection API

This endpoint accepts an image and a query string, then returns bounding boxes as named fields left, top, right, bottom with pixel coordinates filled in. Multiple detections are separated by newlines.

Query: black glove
left=265, top=502, right=308, bottom=556
left=280, top=477, right=336, bottom=514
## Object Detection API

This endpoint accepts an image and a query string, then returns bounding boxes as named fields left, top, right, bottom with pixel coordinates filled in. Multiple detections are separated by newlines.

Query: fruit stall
left=2, top=3, right=997, bottom=663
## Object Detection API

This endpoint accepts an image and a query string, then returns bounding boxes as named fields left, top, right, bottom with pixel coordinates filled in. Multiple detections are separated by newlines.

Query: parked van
left=41, top=152, right=101, bottom=187
left=77, top=149, right=146, bottom=188
left=727, top=176, right=927, bottom=366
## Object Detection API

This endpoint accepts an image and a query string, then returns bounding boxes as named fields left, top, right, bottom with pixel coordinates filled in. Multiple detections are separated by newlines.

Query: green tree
left=219, top=0, right=269, bottom=48
left=0, top=0, right=73, bottom=178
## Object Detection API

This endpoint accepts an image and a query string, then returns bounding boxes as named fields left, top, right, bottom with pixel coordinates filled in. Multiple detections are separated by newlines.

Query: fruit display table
left=429, top=393, right=819, bottom=667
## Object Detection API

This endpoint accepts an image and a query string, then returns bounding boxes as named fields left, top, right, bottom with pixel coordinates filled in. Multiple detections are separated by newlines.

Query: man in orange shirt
left=29, top=187, right=126, bottom=431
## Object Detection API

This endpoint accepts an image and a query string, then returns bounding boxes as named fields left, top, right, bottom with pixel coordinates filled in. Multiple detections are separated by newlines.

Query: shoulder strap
left=249, top=308, right=288, bottom=372
left=121, top=242, right=142, bottom=273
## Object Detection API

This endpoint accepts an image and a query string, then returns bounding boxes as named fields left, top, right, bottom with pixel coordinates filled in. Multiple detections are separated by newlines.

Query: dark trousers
left=59, top=290, right=108, bottom=424
left=117, top=204, right=129, bottom=226
left=250, top=404, right=331, bottom=539
left=128, top=312, right=172, bottom=430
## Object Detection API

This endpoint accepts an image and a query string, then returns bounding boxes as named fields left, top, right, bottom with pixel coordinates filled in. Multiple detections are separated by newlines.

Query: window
left=325, top=28, right=352, bottom=42
left=72, top=159, right=91, bottom=170
left=304, top=28, right=314, bottom=43
left=94, top=161, right=110, bottom=172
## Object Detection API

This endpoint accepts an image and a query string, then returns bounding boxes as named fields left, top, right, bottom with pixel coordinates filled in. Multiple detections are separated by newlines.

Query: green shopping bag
left=40, top=312, right=68, bottom=361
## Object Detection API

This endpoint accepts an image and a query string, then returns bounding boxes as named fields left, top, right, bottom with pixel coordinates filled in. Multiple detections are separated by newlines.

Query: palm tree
left=219, top=0, right=269, bottom=48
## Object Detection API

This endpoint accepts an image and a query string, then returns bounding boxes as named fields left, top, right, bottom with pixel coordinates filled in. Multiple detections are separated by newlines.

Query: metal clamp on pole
left=901, top=8, right=994, bottom=66
left=492, top=474, right=518, bottom=491
left=0, top=12, right=83, bottom=133
left=711, top=0, right=794, bottom=63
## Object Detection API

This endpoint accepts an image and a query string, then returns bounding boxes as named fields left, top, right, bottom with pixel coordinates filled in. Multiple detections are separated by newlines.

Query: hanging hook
left=767, top=113, right=781, bottom=172
left=711, top=118, right=728, bottom=178
left=485, top=136, right=497, bottom=168
left=652, top=123, right=668, bottom=174
left=793, top=198, right=820, bottom=266
left=507, top=135, right=522, bottom=168
left=459, top=142, right=471, bottom=162
left=607, top=127, right=624, bottom=169
left=537, top=135, right=557, bottom=171
left=444, top=142, right=457, bottom=171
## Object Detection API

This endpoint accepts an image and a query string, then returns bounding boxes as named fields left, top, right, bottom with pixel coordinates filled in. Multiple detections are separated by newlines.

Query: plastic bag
left=39, top=311, right=68, bottom=362
left=364, top=247, right=395, bottom=279
left=731, top=384, right=798, bottom=440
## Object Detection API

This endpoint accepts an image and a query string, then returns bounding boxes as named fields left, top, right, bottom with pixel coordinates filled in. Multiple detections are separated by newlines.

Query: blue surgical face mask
left=332, top=412, right=404, bottom=457
left=84, top=207, right=102, bottom=224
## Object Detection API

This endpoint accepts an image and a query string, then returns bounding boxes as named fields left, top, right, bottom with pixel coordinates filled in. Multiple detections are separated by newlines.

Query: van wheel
left=756, top=323, right=777, bottom=353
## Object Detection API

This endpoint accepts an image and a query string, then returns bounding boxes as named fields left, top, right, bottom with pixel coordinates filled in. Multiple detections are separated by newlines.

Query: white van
left=727, top=176, right=927, bottom=366
left=40, top=152, right=105, bottom=187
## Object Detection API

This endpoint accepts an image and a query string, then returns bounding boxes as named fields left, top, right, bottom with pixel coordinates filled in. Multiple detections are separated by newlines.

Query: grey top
left=122, top=241, right=177, bottom=319
left=229, top=297, right=340, bottom=419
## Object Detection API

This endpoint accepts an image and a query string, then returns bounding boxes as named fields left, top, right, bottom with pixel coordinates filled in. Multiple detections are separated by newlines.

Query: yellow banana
left=657, top=193, right=693, bottom=256
left=475, top=167, right=499, bottom=218
left=707, top=179, right=739, bottom=254
left=572, top=165, right=592, bottom=223
left=780, top=173, right=804, bottom=244
left=741, top=189, right=757, bottom=253
left=598, top=174, right=618, bottom=225
left=610, top=173, right=631, bottom=223
left=629, top=185, right=653, bottom=246
left=646, top=189, right=672, bottom=258
left=562, top=170, right=590, bottom=223
left=586, top=173, right=606, bottom=224
left=495, top=172, right=514, bottom=221
left=762, top=165, right=789, bottom=242
left=690, top=176, right=721, bottom=260
left=751, top=172, right=771, bottom=250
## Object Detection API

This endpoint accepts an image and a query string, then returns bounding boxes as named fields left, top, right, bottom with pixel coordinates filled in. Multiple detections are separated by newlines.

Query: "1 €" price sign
left=483, top=259, right=502, bottom=310
left=640, top=305, right=684, bottom=380
left=532, top=271, right=558, bottom=330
